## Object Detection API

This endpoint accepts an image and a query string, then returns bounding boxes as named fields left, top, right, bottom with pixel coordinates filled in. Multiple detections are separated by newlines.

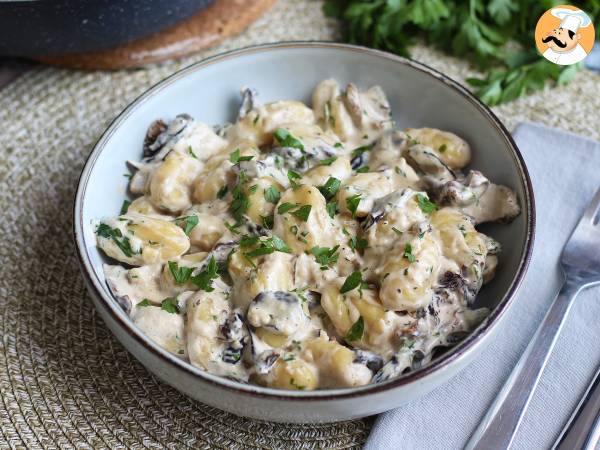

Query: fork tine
left=581, top=187, right=600, bottom=224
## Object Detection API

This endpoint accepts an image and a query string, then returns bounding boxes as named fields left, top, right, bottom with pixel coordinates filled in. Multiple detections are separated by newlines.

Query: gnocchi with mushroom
left=95, top=80, right=520, bottom=389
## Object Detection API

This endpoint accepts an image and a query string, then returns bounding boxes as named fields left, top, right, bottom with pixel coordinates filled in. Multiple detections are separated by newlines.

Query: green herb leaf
left=120, top=200, right=131, bottom=215
left=175, top=215, right=199, bottom=235
left=346, top=194, right=361, bottom=218
left=416, top=194, right=437, bottom=214
left=287, top=170, right=302, bottom=189
left=138, top=299, right=151, bottom=307
left=161, top=297, right=180, bottom=314
left=278, top=202, right=299, bottom=214
left=191, top=256, right=219, bottom=292
left=243, top=235, right=291, bottom=259
left=168, top=261, right=193, bottom=284
left=224, top=221, right=240, bottom=235
left=229, top=148, right=254, bottom=164
left=351, top=143, right=375, bottom=158
left=291, top=204, right=312, bottom=222
left=96, top=223, right=134, bottom=257
left=264, top=186, right=281, bottom=204
left=348, top=235, right=368, bottom=252
left=188, top=146, right=198, bottom=159
left=319, top=156, right=338, bottom=166
left=404, top=243, right=417, bottom=263
left=326, top=201, right=338, bottom=218
left=345, top=316, right=364, bottom=341
left=261, top=214, right=274, bottom=229
left=356, top=166, right=370, bottom=173
left=217, top=185, right=228, bottom=199
left=273, top=128, right=304, bottom=151
left=340, top=271, right=362, bottom=294
left=318, top=177, right=341, bottom=200
left=311, top=245, right=340, bottom=269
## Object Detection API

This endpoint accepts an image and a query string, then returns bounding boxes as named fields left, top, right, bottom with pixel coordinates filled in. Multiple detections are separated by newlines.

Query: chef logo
left=535, top=5, right=595, bottom=66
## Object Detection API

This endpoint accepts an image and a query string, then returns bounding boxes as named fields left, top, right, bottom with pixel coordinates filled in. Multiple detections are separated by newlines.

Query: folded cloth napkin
left=365, top=122, right=600, bottom=450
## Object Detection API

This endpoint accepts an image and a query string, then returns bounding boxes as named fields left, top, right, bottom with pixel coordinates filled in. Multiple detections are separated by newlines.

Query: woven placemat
left=1, top=1, right=599, bottom=448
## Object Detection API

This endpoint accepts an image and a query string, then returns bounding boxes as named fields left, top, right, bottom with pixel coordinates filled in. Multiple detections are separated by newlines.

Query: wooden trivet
left=37, top=0, right=276, bottom=70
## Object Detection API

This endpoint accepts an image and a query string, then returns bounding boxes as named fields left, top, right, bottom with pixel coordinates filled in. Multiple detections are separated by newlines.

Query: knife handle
left=554, top=365, right=600, bottom=450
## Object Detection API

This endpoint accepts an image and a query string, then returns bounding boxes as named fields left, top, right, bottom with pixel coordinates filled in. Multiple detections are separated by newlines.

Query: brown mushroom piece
left=142, top=113, right=194, bottom=162
left=247, top=291, right=309, bottom=336
left=405, top=144, right=456, bottom=189
left=238, top=87, right=259, bottom=120
left=343, top=83, right=392, bottom=130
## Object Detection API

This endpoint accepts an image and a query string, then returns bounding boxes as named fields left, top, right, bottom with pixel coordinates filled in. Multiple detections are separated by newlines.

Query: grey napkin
left=365, top=122, right=600, bottom=450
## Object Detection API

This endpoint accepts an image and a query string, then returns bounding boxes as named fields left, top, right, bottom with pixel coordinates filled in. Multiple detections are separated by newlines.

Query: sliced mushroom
left=367, top=130, right=410, bottom=170
left=437, top=170, right=490, bottom=207
left=353, top=350, right=384, bottom=373
left=461, top=183, right=520, bottom=224
left=247, top=330, right=280, bottom=374
left=405, top=144, right=455, bottom=188
left=143, top=113, right=194, bottom=162
left=238, top=87, right=258, bottom=120
left=362, top=188, right=416, bottom=231
left=343, top=83, right=392, bottom=130
left=247, top=291, right=308, bottom=336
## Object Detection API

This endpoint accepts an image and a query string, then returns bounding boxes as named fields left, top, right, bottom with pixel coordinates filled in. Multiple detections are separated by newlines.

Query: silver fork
left=465, top=187, right=600, bottom=450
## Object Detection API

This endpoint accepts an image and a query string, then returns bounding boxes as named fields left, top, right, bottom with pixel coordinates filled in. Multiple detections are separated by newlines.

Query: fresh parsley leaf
left=168, top=261, right=193, bottom=284
left=161, top=297, right=180, bottom=314
left=229, top=149, right=254, bottom=164
left=319, top=156, right=338, bottom=166
left=416, top=194, right=437, bottom=214
left=261, top=214, right=274, bottom=229
left=356, top=166, right=370, bottom=173
left=311, top=245, right=340, bottom=269
left=230, top=171, right=250, bottom=223
left=138, top=299, right=151, bottom=307
left=96, top=223, right=134, bottom=257
left=175, top=215, right=199, bottom=235
left=217, top=185, right=228, bottom=199
left=351, top=143, right=375, bottom=158
left=264, top=186, right=281, bottom=204
left=291, top=204, right=312, bottom=222
left=403, top=243, right=416, bottom=263
left=287, top=170, right=302, bottom=189
left=243, top=235, right=291, bottom=258
left=273, top=128, right=304, bottom=151
left=318, top=177, right=341, bottom=200
left=326, top=201, right=338, bottom=218
left=392, top=226, right=403, bottom=236
left=340, top=271, right=362, bottom=294
left=345, top=316, right=364, bottom=342
left=224, top=221, right=240, bottom=234
left=348, top=235, right=368, bottom=252
left=346, top=194, right=361, bottom=218
left=120, top=200, right=131, bottom=215
left=191, top=256, right=219, bottom=292
left=188, top=146, right=198, bottom=159
left=277, top=202, right=299, bottom=214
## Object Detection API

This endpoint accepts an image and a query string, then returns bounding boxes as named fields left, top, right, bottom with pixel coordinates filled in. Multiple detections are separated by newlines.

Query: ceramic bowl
left=73, top=42, right=535, bottom=423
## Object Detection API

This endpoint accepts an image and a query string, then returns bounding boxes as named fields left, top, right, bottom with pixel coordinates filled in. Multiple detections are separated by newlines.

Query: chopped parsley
left=318, top=177, right=341, bottom=200
left=230, top=170, right=250, bottom=223
left=224, top=221, right=240, bottom=234
left=438, top=144, right=447, bottom=153
left=188, top=146, right=198, bottom=159
left=120, top=200, right=131, bottom=215
left=168, top=261, right=193, bottom=284
left=345, top=316, right=364, bottom=342
left=273, top=128, right=304, bottom=151
left=346, top=194, right=362, bottom=217
left=287, top=170, right=302, bottom=189
left=243, top=235, right=291, bottom=258
left=348, top=235, right=368, bottom=252
left=403, top=243, right=417, bottom=263
left=261, top=214, right=274, bottom=229
left=96, top=223, right=134, bottom=258
left=138, top=299, right=151, bottom=307
left=340, top=271, right=362, bottom=294
left=416, top=194, right=437, bottom=214
left=278, top=202, right=299, bottom=214
left=319, top=156, right=338, bottom=166
left=264, top=186, right=281, bottom=204
left=175, top=215, right=199, bottom=235
left=229, top=148, right=254, bottom=164
left=334, top=142, right=344, bottom=149
left=311, top=245, right=340, bottom=270
left=326, top=201, right=338, bottom=218
left=351, top=143, right=375, bottom=158
left=191, top=256, right=219, bottom=292
left=216, top=185, right=228, bottom=199
left=392, top=227, right=403, bottom=236
left=356, top=166, right=370, bottom=173
left=161, top=297, right=180, bottom=314
left=291, top=204, right=312, bottom=222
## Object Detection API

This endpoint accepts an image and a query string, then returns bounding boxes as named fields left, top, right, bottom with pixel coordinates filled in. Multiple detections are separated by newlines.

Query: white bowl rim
left=73, top=41, right=535, bottom=401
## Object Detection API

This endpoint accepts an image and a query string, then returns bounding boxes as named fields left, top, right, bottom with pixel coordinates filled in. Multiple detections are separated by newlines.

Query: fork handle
left=465, top=278, right=583, bottom=450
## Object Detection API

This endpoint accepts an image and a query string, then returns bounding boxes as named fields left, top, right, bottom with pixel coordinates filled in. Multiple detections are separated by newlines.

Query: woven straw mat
left=1, top=1, right=599, bottom=448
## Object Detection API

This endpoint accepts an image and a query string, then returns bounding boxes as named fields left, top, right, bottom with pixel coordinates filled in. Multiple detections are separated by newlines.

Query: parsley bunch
left=325, top=0, right=600, bottom=105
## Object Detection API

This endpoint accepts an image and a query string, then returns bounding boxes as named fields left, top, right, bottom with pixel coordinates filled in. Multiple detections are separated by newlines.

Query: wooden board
left=38, top=0, right=276, bottom=70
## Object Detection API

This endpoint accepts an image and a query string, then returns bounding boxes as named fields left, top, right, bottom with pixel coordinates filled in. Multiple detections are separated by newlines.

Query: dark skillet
left=0, top=0, right=214, bottom=57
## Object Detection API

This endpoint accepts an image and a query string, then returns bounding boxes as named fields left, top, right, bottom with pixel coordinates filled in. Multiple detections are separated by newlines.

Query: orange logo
left=535, top=5, right=595, bottom=66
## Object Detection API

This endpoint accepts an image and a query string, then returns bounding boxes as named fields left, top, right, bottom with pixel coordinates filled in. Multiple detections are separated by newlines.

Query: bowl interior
left=77, top=43, right=532, bottom=394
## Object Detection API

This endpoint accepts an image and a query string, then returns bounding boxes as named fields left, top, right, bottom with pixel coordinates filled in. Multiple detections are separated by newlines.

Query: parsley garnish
left=311, top=245, right=340, bottom=269
left=161, top=297, right=180, bottom=314
left=264, top=186, right=281, bottom=204
left=318, top=177, right=341, bottom=200
left=243, top=235, right=291, bottom=258
left=138, top=299, right=151, bottom=307
left=348, top=235, right=368, bottom=252
left=168, top=261, right=193, bottom=284
left=416, top=194, right=437, bottom=214
left=273, top=128, right=304, bottom=151
left=340, top=271, right=362, bottom=294
left=230, top=170, right=250, bottom=223
left=261, top=214, right=274, bottom=229
left=438, top=144, right=447, bottom=153
left=346, top=194, right=361, bottom=217
left=96, top=223, right=134, bottom=258
left=188, top=146, right=198, bottom=159
left=356, top=166, right=370, bottom=173
left=224, top=221, right=240, bottom=234
left=392, top=227, right=403, bottom=236
left=319, top=156, right=338, bottom=166
left=326, top=201, right=338, bottom=218
left=345, top=316, right=364, bottom=342
left=403, top=243, right=416, bottom=263
left=191, top=256, right=219, bottom=292
left=291, top=204, right=312, bottom=222
left=278, top=202, right=299, bottom=214
left=175, top=215, right=199, bottom=235
left=229, top=149, right=254, bottom=164
left=287, top=170, right=302, bottom=189
left=351, top=143, right=375, bottom=158
left=120, top=200, right=131, bottom=215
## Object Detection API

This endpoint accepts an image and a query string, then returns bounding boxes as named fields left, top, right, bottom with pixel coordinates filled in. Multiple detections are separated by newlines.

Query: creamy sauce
left=95, top=80, right=520, bottom=390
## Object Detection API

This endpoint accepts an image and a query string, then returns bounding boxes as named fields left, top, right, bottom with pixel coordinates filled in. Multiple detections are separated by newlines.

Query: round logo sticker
left=535, top=5, right=595, bottom=66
